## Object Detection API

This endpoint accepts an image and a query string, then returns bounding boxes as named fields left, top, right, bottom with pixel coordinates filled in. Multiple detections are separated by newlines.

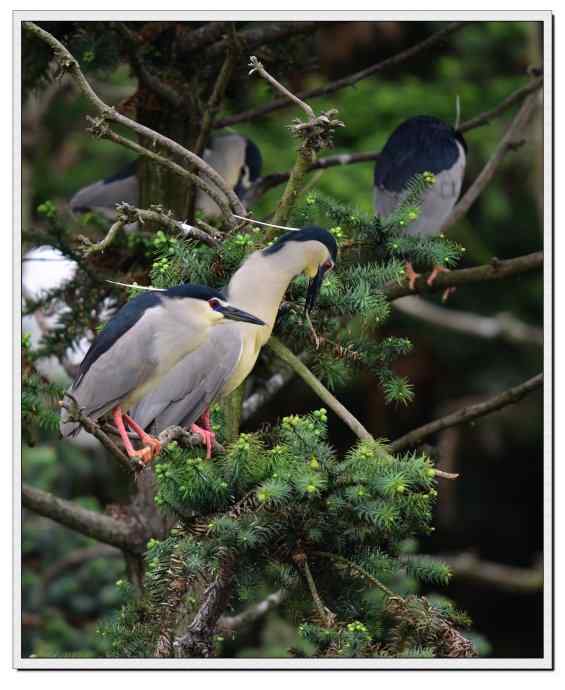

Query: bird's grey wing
left=70, top=174, right=138, bottom=215
left=374, top=186, right=400, bottom=219
left=131, top=324, right=243, bottom=434
left=59, top=324, right=157, bottom=437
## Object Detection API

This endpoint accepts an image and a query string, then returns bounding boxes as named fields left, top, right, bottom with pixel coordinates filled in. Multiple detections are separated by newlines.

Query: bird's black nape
left=245, top=138, right=263, bottom=182
left=263, top=225, right=338, bottom=263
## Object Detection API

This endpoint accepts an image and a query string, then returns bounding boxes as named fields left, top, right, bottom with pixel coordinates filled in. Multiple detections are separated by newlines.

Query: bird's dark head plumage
left=262, top=225, right=338, bottom=263
left=244, top=138, right=263, bottom=183
left=374, top=115, right=467, bottom=193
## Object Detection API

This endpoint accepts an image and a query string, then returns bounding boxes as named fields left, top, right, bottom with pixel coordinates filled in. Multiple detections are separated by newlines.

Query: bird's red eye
left=323, top=259, right=334, bottom=272
left=208, top=298, right=221, bottom=310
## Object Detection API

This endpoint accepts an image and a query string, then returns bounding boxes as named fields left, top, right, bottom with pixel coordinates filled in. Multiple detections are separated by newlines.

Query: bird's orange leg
left=404, top=261, right=421, bottom=290
left=426, top=265, right=456, bottom=302
left=191, top=409, right=215, bottom=459
left=112, top=407, right=153, bottom=465
left=123, top=414, right=162, bottom=461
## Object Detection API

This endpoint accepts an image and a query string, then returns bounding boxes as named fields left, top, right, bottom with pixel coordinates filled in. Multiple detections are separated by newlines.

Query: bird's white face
left=303, top=241, right=335, bottom=279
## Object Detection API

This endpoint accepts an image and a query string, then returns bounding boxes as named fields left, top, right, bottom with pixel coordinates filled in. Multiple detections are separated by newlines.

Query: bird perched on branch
left=59, top=285, right=265, bottom=464
left=131, top=226, right=337, bottom=457
left=374, top=115, right=467, bottom=289
left=69, top=133, right=262, bottom=219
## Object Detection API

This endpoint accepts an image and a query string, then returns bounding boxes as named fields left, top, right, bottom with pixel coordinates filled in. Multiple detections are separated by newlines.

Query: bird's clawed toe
left=191, top=423, right=215, bottom=459
left=404, top=262, right=420, bottom=291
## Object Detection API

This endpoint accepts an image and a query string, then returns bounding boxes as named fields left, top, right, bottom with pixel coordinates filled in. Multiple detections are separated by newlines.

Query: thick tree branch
left=24, top=21, right=246, bottom=221
left=383, top=251, right=543, bottom=301
left=22, top=484, right=142, bottom=552
left=174, top=556, right=236, bottom=657
left=267, top=336, right=372, bottom=441
left=390, top=373, right=542, bottom=452
left=393, top=295, right=543, bottom=347
left=216, top=22, right=469, bottom=128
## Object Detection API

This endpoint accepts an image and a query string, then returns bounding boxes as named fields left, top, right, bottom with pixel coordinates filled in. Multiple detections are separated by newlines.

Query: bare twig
left=79, top=217, right=127, bottom=257
left=458, top=75, right=543, bottom=134
left=62, top=394, right=134, bottom=474
left=217, top=22, right=469, bottom=129
left=390, top=373, right=543, bottom=452
left=393, top=296, right=543, bottom=347
left=444, top=93, right=540, bottom=231
left=22, top=484, right=142, bottom=552
left=267, top=336, right=372, bottom=441
left=383, top=251, right=543, bottom=301
left=217, top=589, right=288, bottom=632
left=207, top=21, right=319, bottom=61
left=42, top=544, right=121, bottom=585
left=23, top=21, right=246, bottom=221
left=293, top=553, right=336, bottom=628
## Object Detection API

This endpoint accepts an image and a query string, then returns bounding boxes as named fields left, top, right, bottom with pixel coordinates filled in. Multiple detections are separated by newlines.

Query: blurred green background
left=21, top=20, right=544, bottom=658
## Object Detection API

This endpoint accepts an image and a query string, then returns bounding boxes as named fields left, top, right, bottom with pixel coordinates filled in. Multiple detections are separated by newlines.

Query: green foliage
left=101, top=410, right=473, bottom=658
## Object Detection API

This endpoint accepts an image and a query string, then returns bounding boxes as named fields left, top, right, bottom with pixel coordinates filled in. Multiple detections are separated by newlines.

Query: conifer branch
left=267, top=336, right=372, bottom=441
left=217, top=22, right=469, bottom=128
left=293, top=552, right=336, bottom=628
left=390, top=373, right=543, bottom=452
left=22, top=484, right=141, bottom=552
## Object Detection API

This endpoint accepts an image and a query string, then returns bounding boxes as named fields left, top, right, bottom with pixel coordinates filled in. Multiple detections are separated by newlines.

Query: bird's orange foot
left=191, top=423, right=215, bottom=459
left=404, top=262, right=421, bottom=290
left=128, top=446, right=154, bottom=465
left=426, top=265, right=455, bottom=302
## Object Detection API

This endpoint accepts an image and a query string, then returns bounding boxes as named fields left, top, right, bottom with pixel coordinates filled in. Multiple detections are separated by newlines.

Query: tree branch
left=267, top=336, right=372, bottom=441
left=390, top=373, right=542, bottom=452
left=207, top=21, right=319, bottom=61
left=173, top=556, right=236, bottom=657
left=458, top=74, right=543, bottom=134
left=23, top=21, right=246, bottom=222
left=216, top=589, right=287, bottom=632
left=22, top=484, right=142, bottom=552
left=393, top=295, right=543, bottom=347
left=437, top=551, right=543, bottom=593
left=444, top=92, right=540, bottom=231
left=216, top=22, right=469, bottom=129
left=383, top=251, right=543, bottom=301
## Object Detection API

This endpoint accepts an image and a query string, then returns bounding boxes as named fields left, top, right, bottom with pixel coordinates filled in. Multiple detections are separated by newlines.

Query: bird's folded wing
left=130, top=324, right=243, bottom=434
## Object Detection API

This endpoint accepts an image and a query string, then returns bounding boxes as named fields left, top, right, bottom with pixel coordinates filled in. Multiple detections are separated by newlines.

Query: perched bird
left=131, top=226, right=338, bottom=457
left=70, top=133, right=262, bottom=220
left=374, top=115, right=467, bottom=289
left=59, top=285, right=265, bottom=464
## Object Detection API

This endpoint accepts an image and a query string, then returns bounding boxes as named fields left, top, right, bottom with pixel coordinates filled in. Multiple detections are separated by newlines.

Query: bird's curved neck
left=226, top=246, right=310, bottom=336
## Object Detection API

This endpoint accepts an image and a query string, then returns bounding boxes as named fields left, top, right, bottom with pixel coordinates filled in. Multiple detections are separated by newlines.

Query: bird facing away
left=59, top=284, right=265, bottom=464
left=69, top=134, right=262, bottom=220
left=130, top=226, right=338, bottom=457
left=374, top=115, right=467, bottom=289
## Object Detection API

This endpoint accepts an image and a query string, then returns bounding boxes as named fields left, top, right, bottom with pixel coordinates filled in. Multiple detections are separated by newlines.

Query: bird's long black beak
left=305, top=265, right=328, bottom=315
left=219, top=305, right=266, bottom=326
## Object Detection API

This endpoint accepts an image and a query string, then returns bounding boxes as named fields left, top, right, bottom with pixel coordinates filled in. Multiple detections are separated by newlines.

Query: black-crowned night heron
left=59, top=284, right=265, bottom=464
left=374, top=115, right=467, bottom=289
left=70, top=133, right=262, bottom=219
left=131, top=225, right=337, bottom=457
